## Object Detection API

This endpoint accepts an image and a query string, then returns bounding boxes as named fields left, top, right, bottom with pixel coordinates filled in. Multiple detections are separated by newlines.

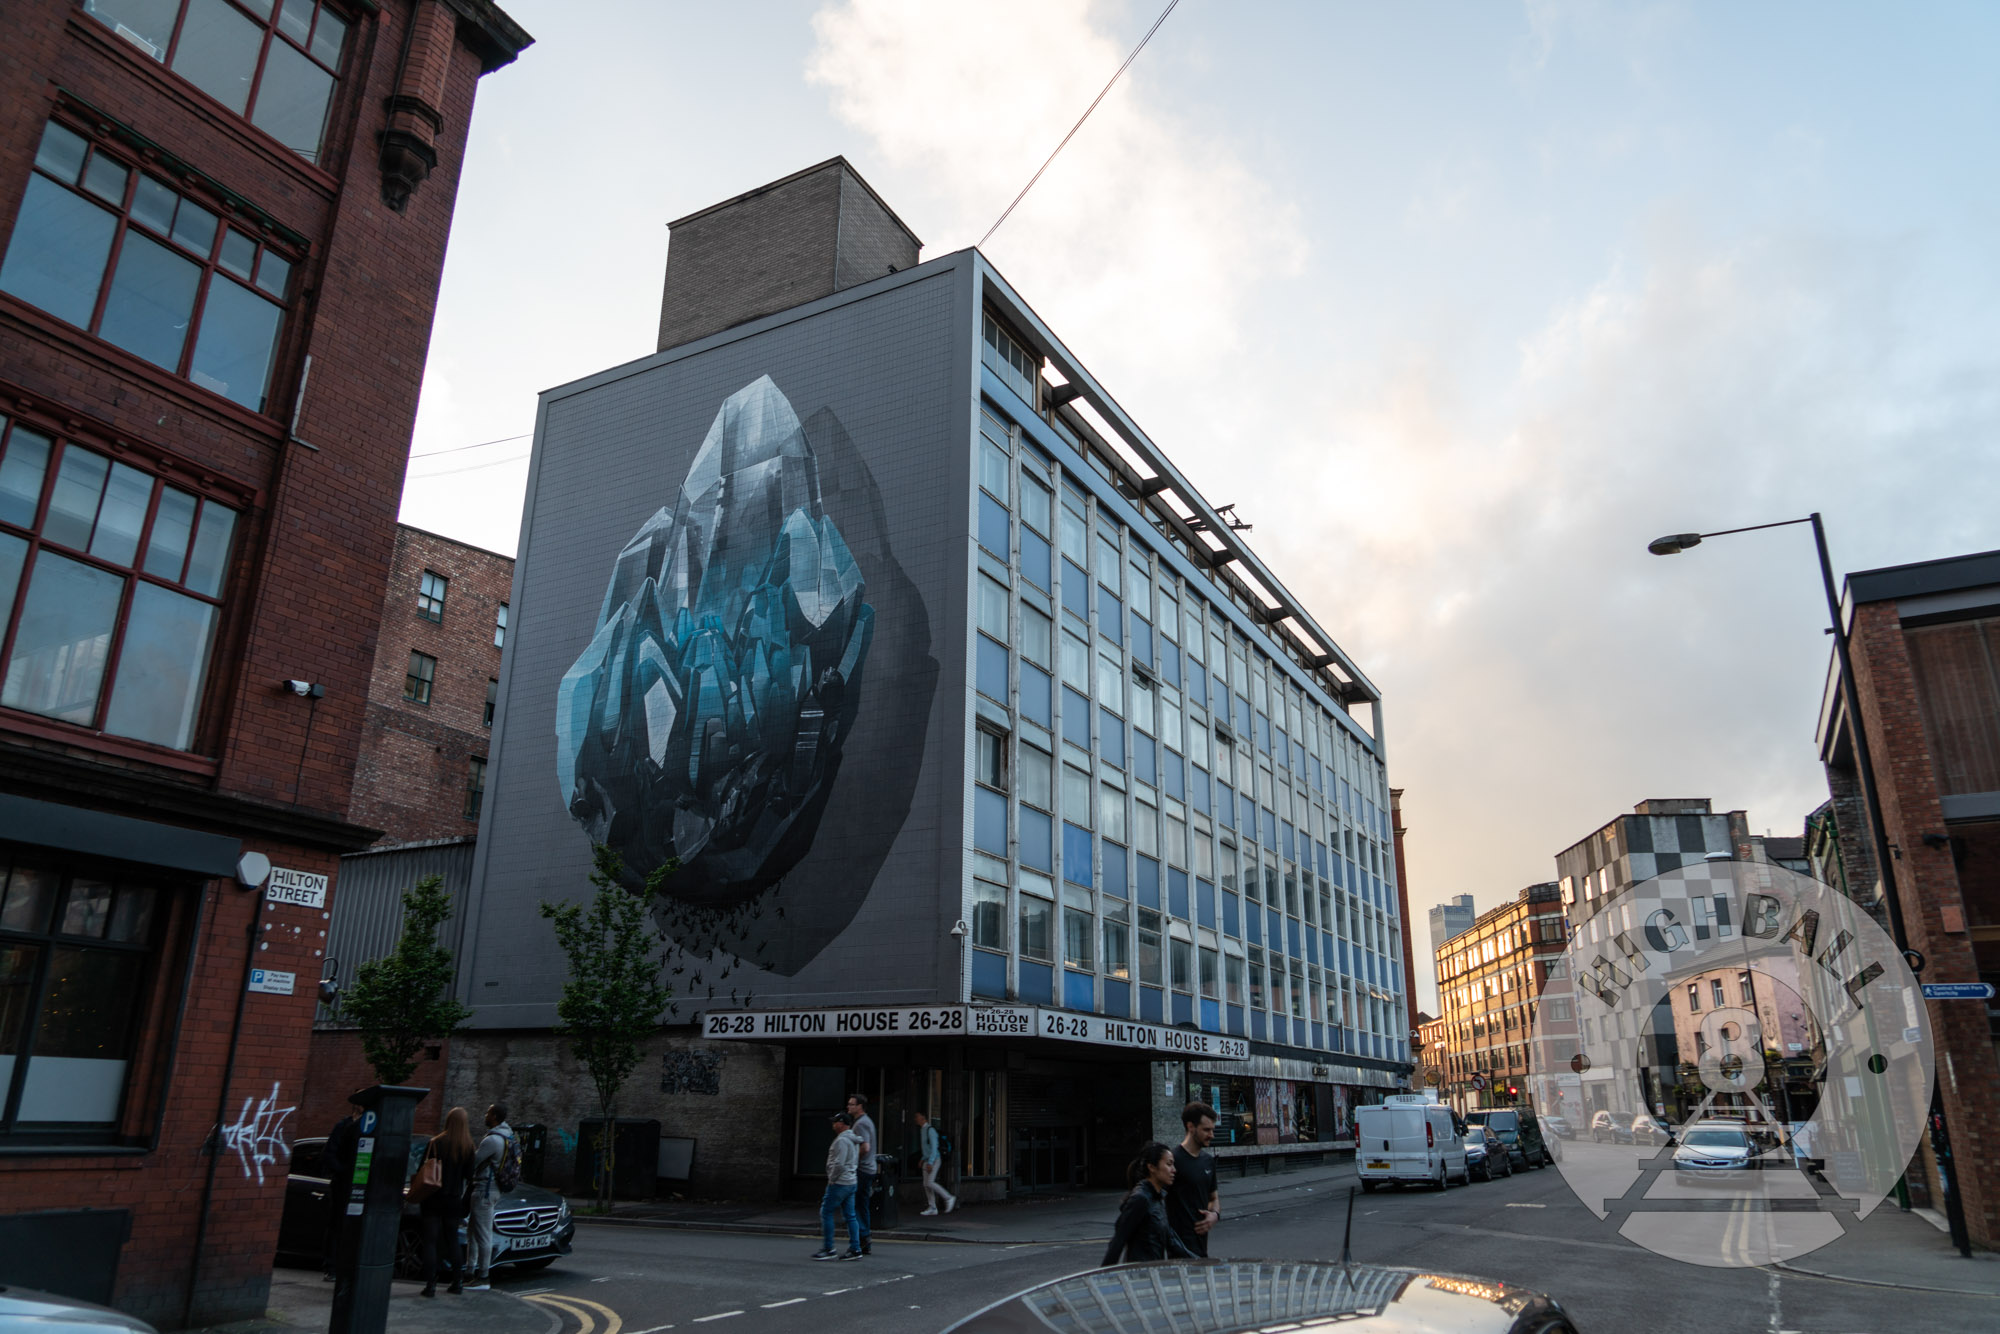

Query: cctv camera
left=283, top=680, right=324, bottom=698
left=949, top=920, right=970, bottom=937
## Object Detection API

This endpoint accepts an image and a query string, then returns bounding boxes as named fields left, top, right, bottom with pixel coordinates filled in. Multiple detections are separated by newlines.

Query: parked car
left=1464, top=1109, right=1548, bottom=1170
left=1539, top=1114, right=1575, bottom=1140
left=1672, top=1123, right=1757, bottom=1185
left=1355, top=1100, right=1470, bottom=1191
left=1589, top=1111, right=1633, bottom=1144
left=1630, top=1114, right=1672, bottom=1148
left=942, top=1260, right=1579, bottom=1334
left=278, top=1136, right=574, bottom=1279
left=0, top=1286, right=156, bottom=1334
left=1467, top=1126, right=1513, bottom=1182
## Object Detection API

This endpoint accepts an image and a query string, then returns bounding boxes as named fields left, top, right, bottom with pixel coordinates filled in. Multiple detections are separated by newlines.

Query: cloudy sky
left=401, top=1, right=2000, bottom=1011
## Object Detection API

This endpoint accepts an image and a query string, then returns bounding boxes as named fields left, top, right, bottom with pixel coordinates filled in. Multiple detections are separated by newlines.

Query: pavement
left=188, top=1266, right=560, bottom=1334
left=582, top=1154, right=2000, bottom=1295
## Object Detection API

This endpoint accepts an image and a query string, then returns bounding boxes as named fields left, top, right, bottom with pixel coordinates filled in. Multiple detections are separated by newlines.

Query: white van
left=1354, top=1101, right=1468, bottom=1191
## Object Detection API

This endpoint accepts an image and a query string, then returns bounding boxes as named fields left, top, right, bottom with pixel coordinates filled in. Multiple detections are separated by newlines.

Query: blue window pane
left=1190, top=767, right=1209, bottom=815
left=1064, top=970, right=1095, bottom=1012
left=1173, top=992, right=1194, bottom=1026
left=973, top=786, right=1007, bottom=857
left=1288, top=918, right=1302, bottom=959
left=978, top=492, right=1010, bottom=557
left=1187, top=660, right=1205, bottom=707
left=0, top=176, right=117, bottom=329
left=1282, top=822, right=1295, bottom=864
left=1021, top=663, right=1052, bottom=727
left=1196, top=878, right=1216, bottom=928
left=1061, top=558, right=1089, bottom=619
left=1168, top=868, right=1189, bottom=919
left=188, top=277, right=281, bottom=410
left=1252, top=1010, right=1266, bottom=1042
left=1199, top=997, right=1221, bottom=1032
left=1241, top=794, right=1257, bottom=841
left=1099, top=709, right=1124, bottom=769
left=1305, top=931, right=1318, bottom=964
left=1018, top=960, right=1054, bottom=1005
left=1222, top=891, right=1239, bottom=936
left=1339, top=940, right=1350, bottom=972
left=1163, top=753, right=1184, bottom=801
left=1217, top=782, right=1234, bottom=829
left=1136, top=856, right=1160, bottom=909
left=1268, top=908, right=1283, bottom=949
left=1133, top=732, right=1156, bottom=785
left=1322, top=930, right=1334, bottom=965
left=1312, top=1022, right=1323, bottom=1050
left=1262, top=808, right=1278, bottom=847
left=1227, top=1004, right=1244, bottom=1037
left=1104, top=978, right=1131, bottom=1018
left=1236, top=696, right=1252, bottom=735
left=1021, top=529, right=1052, bottom=590
left=99, top=232, right=200, bottom=372
left=972, top=949, right=1008, bottom=998
left=1019, top=807, right=1053, bottom=872
left=1062, top=686, right=1091, bottom=749
left=1255, top=713, right=1271, bottom=753
left=1102, top=843, right=1128, bottom=898
left=1161, top=642, right=1181, bottom=688
left=1140, top=986, right=1164, bottom=1024
left=1275, top=730, right=1289, bottom=768
left=1245, top=906, right=1261, bottom=944
left=976, top=633, right=1009, bottom=703
left=1097, top=587, right=1122, bottom=644
left=1130, top=616, right=1152, bottom=665
left=1063, top=823, right=1092, bottom=886
left=1316, top=842, right=1329, bottom=876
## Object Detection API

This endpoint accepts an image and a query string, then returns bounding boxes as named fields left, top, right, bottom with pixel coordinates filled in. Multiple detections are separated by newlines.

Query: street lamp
left=1648, top=510, right=1973, bottom=1256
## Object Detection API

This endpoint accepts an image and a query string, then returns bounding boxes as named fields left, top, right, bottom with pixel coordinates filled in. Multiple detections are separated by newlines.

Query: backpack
left=935, top=1126, right=953, bottom=1159
left=493, top=1130, right=523, bottom=1192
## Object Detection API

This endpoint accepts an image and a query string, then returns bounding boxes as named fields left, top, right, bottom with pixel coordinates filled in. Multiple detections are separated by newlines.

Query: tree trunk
left=600, top=1095, right=616, bottom=1215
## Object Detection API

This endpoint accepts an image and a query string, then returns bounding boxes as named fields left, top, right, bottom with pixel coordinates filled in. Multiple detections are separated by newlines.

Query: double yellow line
left=523, top=1293, right=624, bottom=1334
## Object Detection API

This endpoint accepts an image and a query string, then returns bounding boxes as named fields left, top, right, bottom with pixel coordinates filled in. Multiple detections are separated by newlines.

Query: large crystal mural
left=556, top=376, right=875, bottom=907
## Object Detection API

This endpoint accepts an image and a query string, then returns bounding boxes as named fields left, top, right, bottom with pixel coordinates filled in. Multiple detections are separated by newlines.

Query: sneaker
left=945, top=1197, right=958, bottom=1214
left=465, top=1282, right=490, bottom=1291
left=861, top=1241, right=872, bottom=1255
left=812, top=1249, right=839, bottom=1261
left=920, top=1208, right=938, bottom=1216
left=840, top=1250, right=864, bottom=1260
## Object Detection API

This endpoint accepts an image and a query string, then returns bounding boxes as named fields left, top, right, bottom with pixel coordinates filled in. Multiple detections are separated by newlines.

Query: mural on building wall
left=554, top=375, right=935, bottom=977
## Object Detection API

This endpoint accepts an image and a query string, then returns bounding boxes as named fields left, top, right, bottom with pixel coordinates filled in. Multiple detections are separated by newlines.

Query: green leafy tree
left=541, top=845, right=676, bottom=1213
left=340, top=874, right=474, bottom=1085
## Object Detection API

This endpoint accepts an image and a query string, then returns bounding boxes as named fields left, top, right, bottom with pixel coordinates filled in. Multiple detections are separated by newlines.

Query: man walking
left=915, top=1110, right=957, bottom=1216
left=815, top=1111, right=864, bottom=1260
left=465, top=1103, right=515, bottom=1290
left=1165, top=1101, right=1220, bottom=1257
left=846, top=1092, right=877, bottom=1255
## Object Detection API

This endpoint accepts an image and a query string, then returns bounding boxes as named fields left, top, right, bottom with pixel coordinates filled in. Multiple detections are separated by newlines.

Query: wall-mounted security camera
left=949, top=920, right=970, bottom=937
left=283, top=680, right=325, bottom=698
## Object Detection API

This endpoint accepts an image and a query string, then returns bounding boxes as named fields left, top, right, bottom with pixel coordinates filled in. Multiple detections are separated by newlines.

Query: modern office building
left=1430, top=894, right=1476, bottom=951
left=1431, top=883, right=1566, bottom=1113
left=0, top=1, right=528, bottom=1322
left=1816, top=547, right=2000, bottom=1248
left=451, top=158, right=1413, bottom=1201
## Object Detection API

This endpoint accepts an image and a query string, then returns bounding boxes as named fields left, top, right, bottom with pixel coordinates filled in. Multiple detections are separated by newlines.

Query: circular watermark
left=1527, top=862, right=1932, bottom=1267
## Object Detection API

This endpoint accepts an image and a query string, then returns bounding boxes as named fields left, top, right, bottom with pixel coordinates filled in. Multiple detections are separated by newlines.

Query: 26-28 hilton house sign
left=704, top=1005, right=1252, bottom=1060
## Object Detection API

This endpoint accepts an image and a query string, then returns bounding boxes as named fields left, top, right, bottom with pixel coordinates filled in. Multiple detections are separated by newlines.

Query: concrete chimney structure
left=657, top=157, right=922, bottom=352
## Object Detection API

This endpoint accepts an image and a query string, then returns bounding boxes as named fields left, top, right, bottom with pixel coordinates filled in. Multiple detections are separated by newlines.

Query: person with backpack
left=914, top=1109, right=957, bottom=1216
left=465, top=1102, right=519, bottom=1291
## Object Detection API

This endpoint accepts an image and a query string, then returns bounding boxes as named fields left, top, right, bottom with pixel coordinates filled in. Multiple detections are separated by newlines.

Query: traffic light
left=1506, top=1085, right=1519, bottom=1103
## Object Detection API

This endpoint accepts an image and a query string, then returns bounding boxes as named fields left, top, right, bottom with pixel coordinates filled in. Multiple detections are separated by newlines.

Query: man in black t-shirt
left=1165, top=1101, right=1220, bottom=1257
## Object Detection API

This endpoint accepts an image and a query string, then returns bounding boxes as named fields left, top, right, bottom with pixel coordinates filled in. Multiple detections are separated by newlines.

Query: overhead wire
left=407, top=431, right=532, bottom=459
left=978, top=0, right=1183, bottom=249
left=406, top=450, right=531, bottom=479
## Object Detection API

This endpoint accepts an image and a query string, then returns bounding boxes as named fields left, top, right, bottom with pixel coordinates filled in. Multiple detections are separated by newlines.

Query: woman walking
left=417, top=1107, right=476, bottom=1296
left=1101, top=1142, right=1198, bottom=1266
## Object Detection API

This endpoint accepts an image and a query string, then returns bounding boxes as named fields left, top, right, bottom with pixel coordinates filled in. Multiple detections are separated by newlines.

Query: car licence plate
left=1366, top=1160, right=1390, bottom=1170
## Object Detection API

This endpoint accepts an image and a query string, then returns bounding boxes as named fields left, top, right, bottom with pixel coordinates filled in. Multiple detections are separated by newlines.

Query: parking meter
left=328, top=1085, right=426, bottom=1334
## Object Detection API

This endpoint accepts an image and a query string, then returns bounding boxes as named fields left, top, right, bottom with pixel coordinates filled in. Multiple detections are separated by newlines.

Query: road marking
left=690, top=1314, right=742, bottom=1324
left=593, top=1277, right=614, bottom=1282
left=761, top=1299, right=808, bottom=1309
left=1506, top=1203, right=1546, bottom=1208
left=629, top=1325, right=676, bottom=1333
left=822, top=1288, right=853, bottom=1295
left=523, top=1294, right=624, bottom=1334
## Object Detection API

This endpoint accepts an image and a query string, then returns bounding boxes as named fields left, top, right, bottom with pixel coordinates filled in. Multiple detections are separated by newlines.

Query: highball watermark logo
left=1528, top=862, right=1931, bottom=1267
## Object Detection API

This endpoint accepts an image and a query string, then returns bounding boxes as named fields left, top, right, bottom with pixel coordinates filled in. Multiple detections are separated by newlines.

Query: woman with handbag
left=411, top=1107, right=476, bottom=1296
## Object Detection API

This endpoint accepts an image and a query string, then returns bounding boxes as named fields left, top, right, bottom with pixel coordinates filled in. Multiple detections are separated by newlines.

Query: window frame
left=494, top=602, right=508, bottom=649
left=0, top=411, right=246, bottom=757
left=403, top=649, right=435, bottom=704
left=463, top=755, right=485, bottom=821
left=416, top=569, right=447, bottom=622
left=79, top=0, right=358, bottom=167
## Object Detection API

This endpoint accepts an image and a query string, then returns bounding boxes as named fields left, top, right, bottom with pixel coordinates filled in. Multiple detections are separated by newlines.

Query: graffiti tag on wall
left=662, top=1050, right=722, bottom=1095
left=217, top=1082, right=294, bottom=1185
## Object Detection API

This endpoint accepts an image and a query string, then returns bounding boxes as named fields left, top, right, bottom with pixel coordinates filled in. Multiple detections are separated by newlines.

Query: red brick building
left=0, top=2, right=528, bottom=1324
left=349, top=523, right=513, bottom=843
left=1818, top=548, right=2000, bottom=1249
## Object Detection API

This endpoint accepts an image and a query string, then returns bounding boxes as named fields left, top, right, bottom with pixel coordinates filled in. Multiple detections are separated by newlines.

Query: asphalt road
left=489, top=1161, right=1999, bottom=1334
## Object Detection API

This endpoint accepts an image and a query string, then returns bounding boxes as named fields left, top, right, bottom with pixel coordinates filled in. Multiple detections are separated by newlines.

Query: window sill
left=0, top=1143, right=151, bottom=1161
left=0, top=704, right=222, bottom=778
left=65, top=17, right=343, bottom=206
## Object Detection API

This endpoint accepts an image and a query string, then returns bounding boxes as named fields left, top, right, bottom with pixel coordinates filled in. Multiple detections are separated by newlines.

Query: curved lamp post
left=1648, top=511, right=1973, bottom=1256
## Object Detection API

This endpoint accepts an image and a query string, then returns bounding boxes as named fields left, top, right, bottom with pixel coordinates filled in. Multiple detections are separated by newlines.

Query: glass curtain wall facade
left=966, top=310, right=1408, bottom=1063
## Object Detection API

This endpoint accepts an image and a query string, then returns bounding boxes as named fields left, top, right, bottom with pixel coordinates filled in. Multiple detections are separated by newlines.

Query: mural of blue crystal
left=556, top=375, right=875, bottom=906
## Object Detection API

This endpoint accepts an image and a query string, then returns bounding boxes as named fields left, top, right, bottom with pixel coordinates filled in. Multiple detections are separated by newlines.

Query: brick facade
left=0, top=2, right=528, bottom=1325
left=1834, top=590, right=2000, bottom=1249
left=348, top=524, right=513, bottom=843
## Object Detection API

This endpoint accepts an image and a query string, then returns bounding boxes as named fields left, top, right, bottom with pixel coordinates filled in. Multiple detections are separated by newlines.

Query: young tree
left=541, top=845, right=676, bottom=1213
left=340, top=874, right=474, bottom=1085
